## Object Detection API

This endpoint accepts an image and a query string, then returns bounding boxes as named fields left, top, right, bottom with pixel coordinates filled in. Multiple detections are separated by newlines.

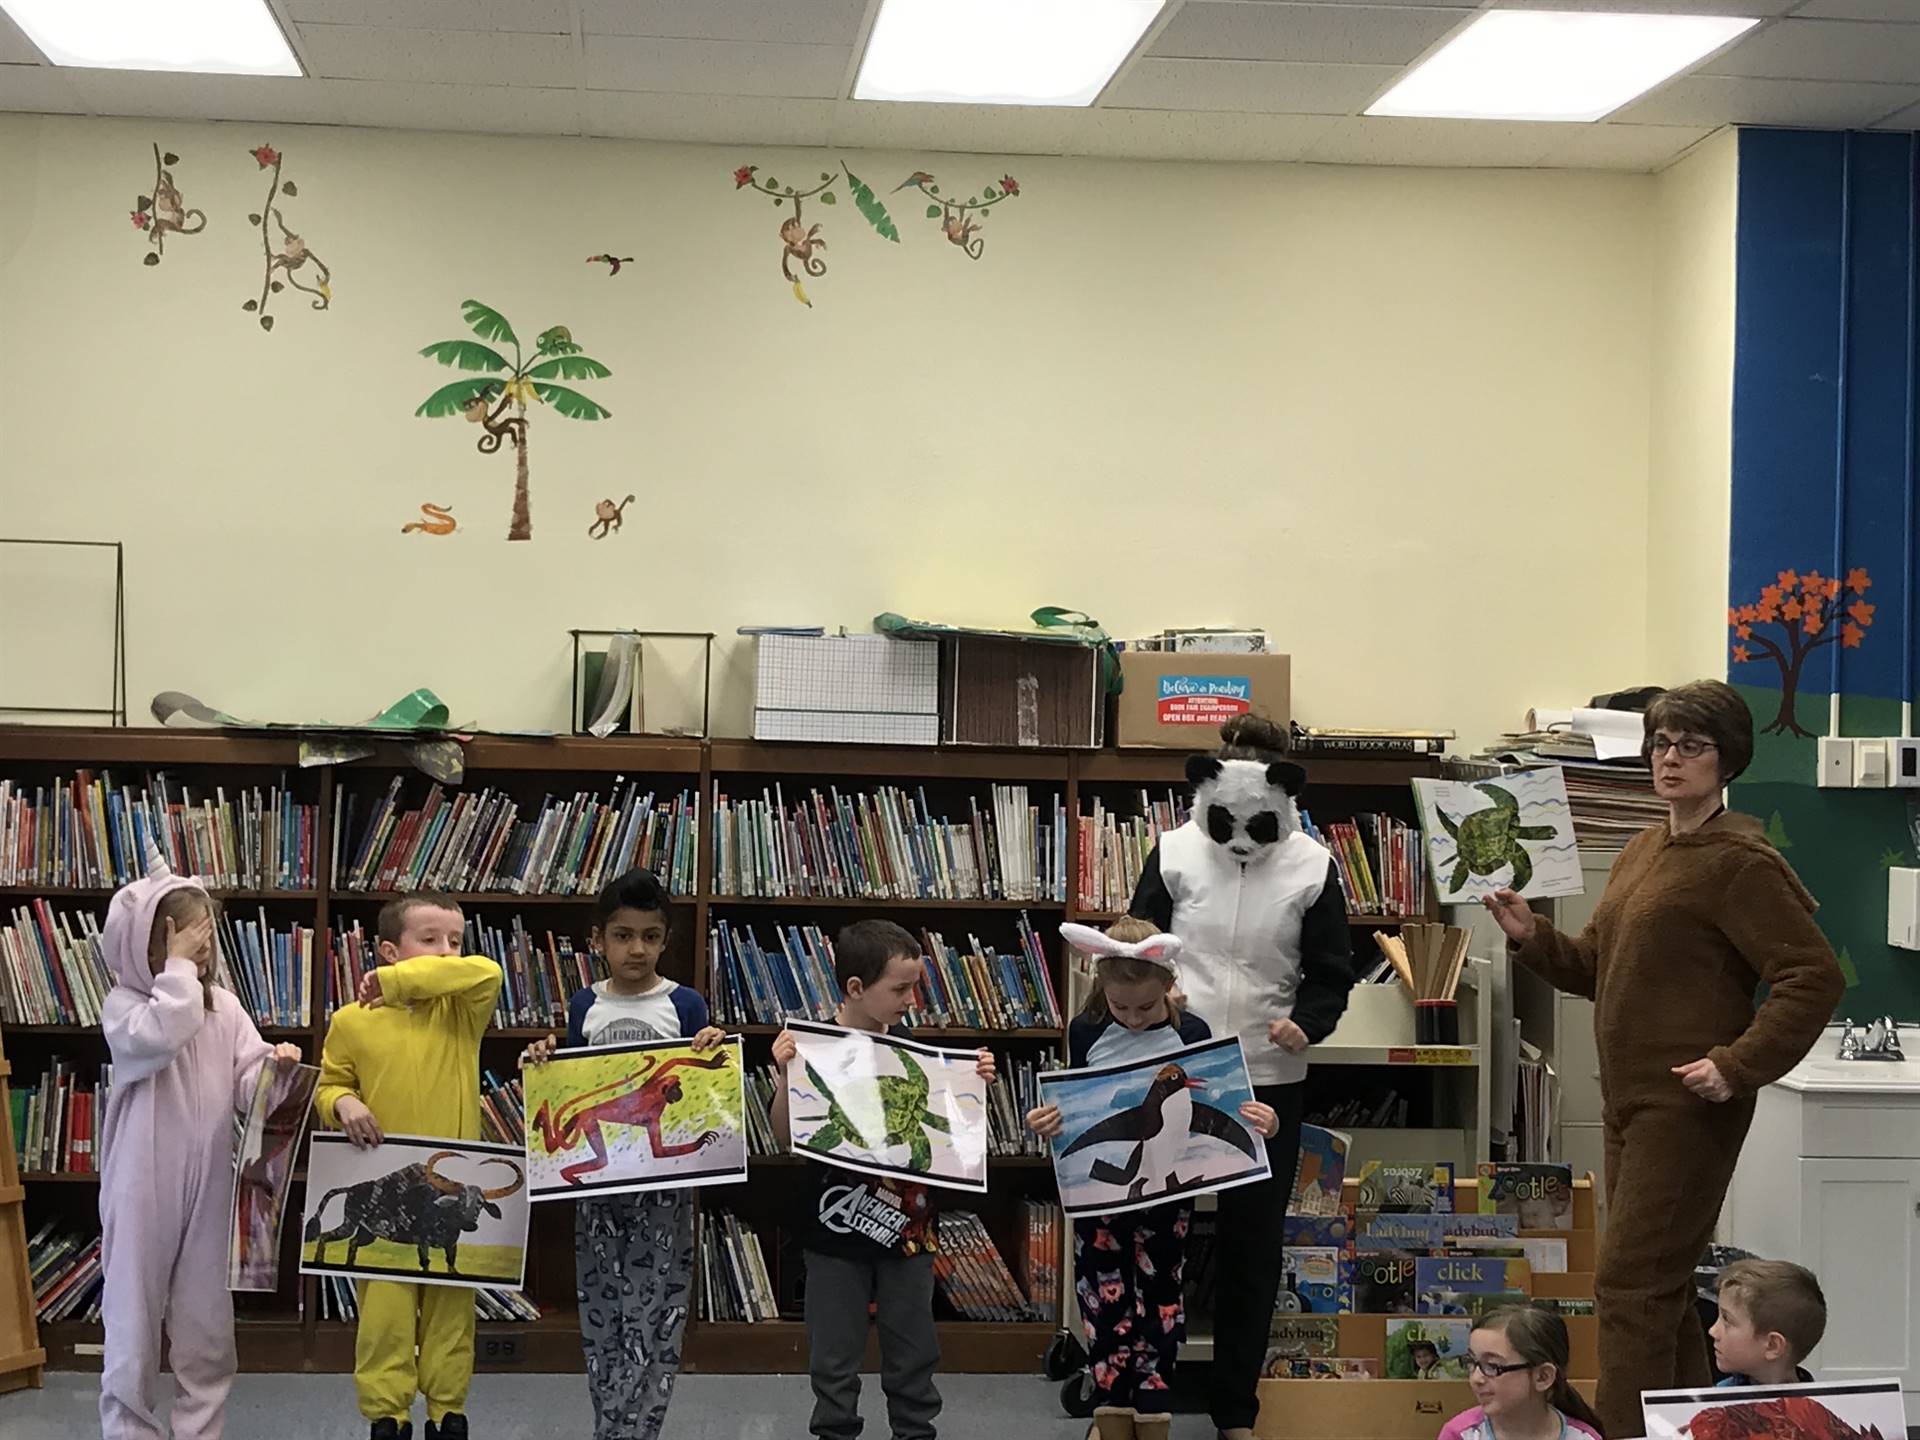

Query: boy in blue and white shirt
left=521, top=868, right=723, bottom=1440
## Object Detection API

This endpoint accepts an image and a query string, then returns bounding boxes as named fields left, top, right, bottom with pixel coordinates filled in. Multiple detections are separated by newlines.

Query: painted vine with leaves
left=733, top=162, right=901, bottom=306
left=242, top=144, right=330, bottom=331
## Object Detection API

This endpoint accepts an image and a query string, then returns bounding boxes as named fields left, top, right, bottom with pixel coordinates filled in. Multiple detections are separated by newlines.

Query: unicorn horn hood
left=101, top=837, right=210, bottom=996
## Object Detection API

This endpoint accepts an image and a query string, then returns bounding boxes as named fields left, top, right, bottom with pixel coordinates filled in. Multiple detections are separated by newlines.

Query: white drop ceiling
left=0, top=0, right=1915, bottom=171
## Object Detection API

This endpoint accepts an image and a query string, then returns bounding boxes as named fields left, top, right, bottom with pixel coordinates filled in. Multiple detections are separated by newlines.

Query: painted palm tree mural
left=415, top=299, right=611, bottom=541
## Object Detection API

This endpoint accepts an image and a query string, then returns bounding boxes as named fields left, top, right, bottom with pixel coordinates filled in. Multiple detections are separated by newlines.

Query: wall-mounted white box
left=1891, top=867, right=1920, bottom=951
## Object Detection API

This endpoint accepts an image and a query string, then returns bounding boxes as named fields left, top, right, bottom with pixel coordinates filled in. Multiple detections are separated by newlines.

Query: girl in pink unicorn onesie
left=98, top=843, right=301, bottom=1439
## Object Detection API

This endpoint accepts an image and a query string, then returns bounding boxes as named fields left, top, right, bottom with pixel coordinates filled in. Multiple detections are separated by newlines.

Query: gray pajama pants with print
left=575, top=1190, right=695, bottom=1440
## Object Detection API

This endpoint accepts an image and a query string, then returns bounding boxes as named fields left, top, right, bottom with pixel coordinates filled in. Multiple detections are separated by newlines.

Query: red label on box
left=1157, top=692, right=1251, bottom=725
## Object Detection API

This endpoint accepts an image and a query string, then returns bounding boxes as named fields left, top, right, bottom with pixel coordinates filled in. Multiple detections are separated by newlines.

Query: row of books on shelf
left=0, top=772, right=320, bottom=891
left=692, top=1209, right=1061, bottom=1326
left=1292, top=1129, right=1577, bottom=1228
left=312, top=1274, right=540, bottom=1324
left=2, top=900, right=109, bottom=1025
left=3, top=900, right=314, bottom=1029
left=480, top=1070, right=527, bottom=1147
left=30, top=1222, right=104, bottom=1324
left=12, top=1058, right=111, bottom=1175
left=710, top=918, right=1062, bottom=1031
left=1265, top=1307, right=1590, bottom=1383
left=1300, top=810, right=1427, bottom=918
left=325, top=917, right=598, bottom=1031
left=331, top=778, right=698, bottom=897
left=932, top=1211, right=1048, bottom=1322
left=1076, top=790, right=1187, bottom=913
left=698, top=1208, right=779, bottom=1322
left=711, top=783, right=1067, bottom=903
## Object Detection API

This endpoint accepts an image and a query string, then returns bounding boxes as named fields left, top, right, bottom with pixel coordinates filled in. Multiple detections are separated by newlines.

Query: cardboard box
left=751, top=634, right=939, bottom=746
left=1115, top=651, right=1290, bottom=748
left=941, top=635, right=1104, bottom=749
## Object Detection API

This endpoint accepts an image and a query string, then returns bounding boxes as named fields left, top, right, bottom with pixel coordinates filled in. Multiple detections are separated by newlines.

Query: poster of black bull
left=300, top=1134, right=530, bottom=1291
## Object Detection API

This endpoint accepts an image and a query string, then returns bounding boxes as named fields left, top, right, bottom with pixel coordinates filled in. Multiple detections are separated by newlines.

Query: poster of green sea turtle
left=1412, top=769, right=1583, bottom=904
left=785, top=1020, right=989, bottom=1193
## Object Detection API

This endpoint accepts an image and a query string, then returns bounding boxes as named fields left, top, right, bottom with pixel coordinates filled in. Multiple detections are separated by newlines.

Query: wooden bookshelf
left=0, top=726, right=1440, bottom=1375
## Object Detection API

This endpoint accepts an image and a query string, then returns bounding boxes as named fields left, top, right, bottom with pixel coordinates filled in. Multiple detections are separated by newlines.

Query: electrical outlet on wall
left=1819, top=737, right=1855, bottom=788
left=1893, top=739, right=1920, bottom=789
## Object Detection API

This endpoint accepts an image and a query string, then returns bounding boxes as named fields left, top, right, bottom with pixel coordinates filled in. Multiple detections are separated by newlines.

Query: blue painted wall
left=1730, top=128, right=1920, bottom=1015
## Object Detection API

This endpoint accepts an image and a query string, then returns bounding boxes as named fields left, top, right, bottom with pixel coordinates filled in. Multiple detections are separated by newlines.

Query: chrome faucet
left=1845, top=1016, right=1907, bottom=1062
left=1838, top=1019, right=1862, bottom=1060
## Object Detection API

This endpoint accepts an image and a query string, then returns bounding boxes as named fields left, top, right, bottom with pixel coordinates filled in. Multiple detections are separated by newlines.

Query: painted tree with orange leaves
left=1729, top=566, right=1875, bottom=736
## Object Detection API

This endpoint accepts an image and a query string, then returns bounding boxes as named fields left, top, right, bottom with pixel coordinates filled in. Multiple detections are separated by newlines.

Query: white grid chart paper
left=752, top=635, right=940, bottom=746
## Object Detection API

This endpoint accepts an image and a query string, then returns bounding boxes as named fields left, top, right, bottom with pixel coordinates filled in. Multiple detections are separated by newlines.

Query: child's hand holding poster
left=1038, top=1035, right=1270, bottom=1218
left=785, top=1020, right=989, bottom=1193
left=522, top=1035, right=749, bottom=1202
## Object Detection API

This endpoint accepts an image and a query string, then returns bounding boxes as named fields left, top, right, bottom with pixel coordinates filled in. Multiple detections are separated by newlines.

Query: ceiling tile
left=1105, top=58, right=1397, bottom=114
left=282, top=1, right=572, bottom=30
left=325, top=78, right=583, bottom=133
left=0, top=64, right=83, bottom=114
left=582, top=0, right=868, bottom=46
left=1074, top=108, right=1337, bottom=162
left=0, top=10, right=42, bottom=64
left=584, top=91, right=835, bottom=145
left=1303, top=116, right=1559, bottom=168
left=1151, top=3, right=1471, bottom=66
left=828, top=98, right=1090, bottom=155
left=1792, top=1, right=1920, bottom=18
left=1493, top=0, right=1796, bottom=13
left=295, top=24, right=577, bottom=86
left=54, top=70, right=347, bottom=124
left=585, top=36, right=848, bottom=98
left=1703, top=20, right=1920, bottom=85
left=1616, top=75, right=1920, bottom=128
left=1539, top=123, right=1714, bottom=173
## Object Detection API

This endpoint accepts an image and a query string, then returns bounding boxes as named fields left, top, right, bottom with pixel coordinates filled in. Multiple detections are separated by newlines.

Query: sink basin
left=1776, top=1027, right=1920, bottom=1092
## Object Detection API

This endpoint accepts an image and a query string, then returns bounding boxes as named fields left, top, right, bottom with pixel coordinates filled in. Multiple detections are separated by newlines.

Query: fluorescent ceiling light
left=1, top=0, right=301, bottom=76
left=1366, top=10, right=1757, bottom=123
left=855, top=0, right=1164, bottom=107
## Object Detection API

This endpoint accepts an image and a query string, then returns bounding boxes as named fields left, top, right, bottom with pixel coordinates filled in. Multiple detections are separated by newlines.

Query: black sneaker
left=370, top=1422, right=413, bottom=1440
left=426, top=1414, right=468, bottom=1440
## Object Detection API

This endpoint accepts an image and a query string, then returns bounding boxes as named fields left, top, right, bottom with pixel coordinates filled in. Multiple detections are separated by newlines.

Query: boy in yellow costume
left=316, top=894, right=502, bottom=1440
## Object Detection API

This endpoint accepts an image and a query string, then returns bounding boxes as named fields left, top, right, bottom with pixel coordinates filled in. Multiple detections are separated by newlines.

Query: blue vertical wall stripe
left=1907, top=134, right=1918, bottom=713
left=1732, top=129, right=1919, bottom=707
left=1831, top=132, right=1852, bottom=705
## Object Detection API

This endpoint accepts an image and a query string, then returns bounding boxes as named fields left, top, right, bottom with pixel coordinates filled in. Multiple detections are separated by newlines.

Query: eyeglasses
left=1648, top=735, right=1718, bottom=759
left=1464, top=1356, right=1537, bottom=1379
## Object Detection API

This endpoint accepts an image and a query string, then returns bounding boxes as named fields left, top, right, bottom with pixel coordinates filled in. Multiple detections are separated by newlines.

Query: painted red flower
left=1847, top=599, right=1875, bottom=627
left=1782, top=597, right=1803, bottom=621
left=1000, top=174, right=1019, bottom=196
left=130, top=209, right=150, bottom=229
left=1732, top=644, right=1751, bottom=664
left=1848, top=566, right=1872, bottom=594
left=251, top=144, right=279, bottom=169
left=1777, top=569, right=1799, bottom=591
left=733, top=165, right=757, bottom=189
left=1804, top=611, right=1824, bottom=636
left=1735, top=624, right=1752, bottom=639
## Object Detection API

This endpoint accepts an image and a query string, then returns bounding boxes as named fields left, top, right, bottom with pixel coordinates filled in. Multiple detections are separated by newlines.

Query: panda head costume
left=1183, top=751, right=1306, bottom=864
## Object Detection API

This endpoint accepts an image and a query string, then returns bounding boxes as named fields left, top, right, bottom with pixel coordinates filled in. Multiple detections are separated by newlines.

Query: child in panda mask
left=1128, top=714, right=1353, bottom=1440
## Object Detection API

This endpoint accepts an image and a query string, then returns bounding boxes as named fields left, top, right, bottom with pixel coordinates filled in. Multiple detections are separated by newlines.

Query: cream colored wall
left=0, top=114, right=1657, bottom=745
left=1646, top=129, right=1737, bottom=688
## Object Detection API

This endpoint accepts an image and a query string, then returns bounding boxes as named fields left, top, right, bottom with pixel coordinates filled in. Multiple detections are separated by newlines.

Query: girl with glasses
left=1438, top=1306, right=1604, bottom=1440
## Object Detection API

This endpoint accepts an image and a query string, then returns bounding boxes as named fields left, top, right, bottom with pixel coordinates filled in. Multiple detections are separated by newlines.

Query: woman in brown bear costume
left=1484, top=681, right=1844, bottom=1438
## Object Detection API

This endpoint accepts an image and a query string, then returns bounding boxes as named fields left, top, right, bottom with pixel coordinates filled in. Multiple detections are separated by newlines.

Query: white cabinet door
left=1799, top=1157, right=1920, bottom=1388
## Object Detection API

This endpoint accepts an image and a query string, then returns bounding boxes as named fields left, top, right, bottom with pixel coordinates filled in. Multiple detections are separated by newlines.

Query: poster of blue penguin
left=1038, top=1035, right=1269, bottom=1218
left=1411, top=769, right=1583, bottom=904
left=300, top=1134, right=530, bottom=1291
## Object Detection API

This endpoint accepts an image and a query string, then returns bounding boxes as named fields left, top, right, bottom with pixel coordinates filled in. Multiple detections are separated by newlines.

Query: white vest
left=1157, top=821, right=1333, bottom=1086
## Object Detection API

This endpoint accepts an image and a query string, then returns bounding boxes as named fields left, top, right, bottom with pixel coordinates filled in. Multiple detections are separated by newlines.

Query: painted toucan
left=586, top=253, right=634, bottom=276
left=892, top=171, right=935, bottom=194
left=1059, top=1064, right=1257, bottom=1200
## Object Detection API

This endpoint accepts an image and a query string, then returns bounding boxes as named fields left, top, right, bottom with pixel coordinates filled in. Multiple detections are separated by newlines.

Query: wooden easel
left=0, top=1025, right=46, bottom=1394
